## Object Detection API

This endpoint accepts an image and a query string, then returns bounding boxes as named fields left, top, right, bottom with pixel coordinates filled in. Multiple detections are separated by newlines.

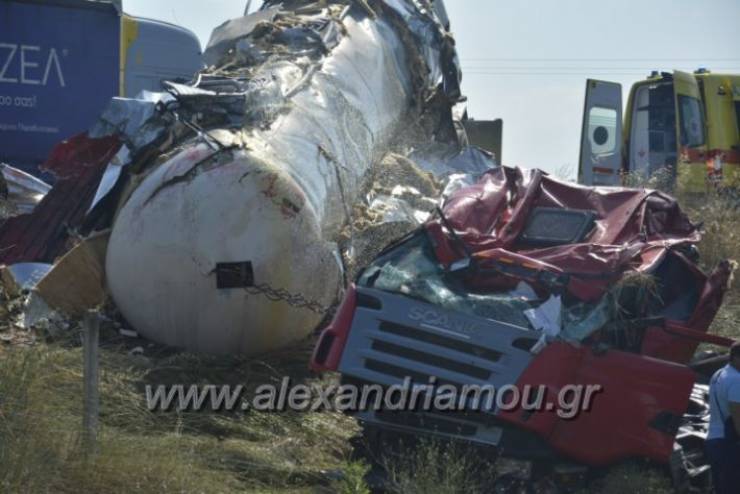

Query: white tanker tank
left=94, top=0, right=466, bottom=354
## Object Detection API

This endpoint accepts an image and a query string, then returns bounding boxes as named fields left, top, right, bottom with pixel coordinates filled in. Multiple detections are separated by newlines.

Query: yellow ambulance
left=578, top=70, right=740, bottom=192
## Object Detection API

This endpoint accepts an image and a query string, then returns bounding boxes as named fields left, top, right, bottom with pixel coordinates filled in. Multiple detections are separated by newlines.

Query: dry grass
left=622, top=167, right=677, bottom=193
left=682, top=190, right=740, bottom=341
left=382, top=439, right=497, bottom=494
left=609, top=271, right=661, bottom=317
left=583, top=463, right=672, bottom=494
left=0, top=327, right=361, bottom=493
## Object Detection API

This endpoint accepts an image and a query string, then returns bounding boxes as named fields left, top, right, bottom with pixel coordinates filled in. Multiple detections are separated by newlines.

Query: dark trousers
left=706, top=438, right=740, bottom=494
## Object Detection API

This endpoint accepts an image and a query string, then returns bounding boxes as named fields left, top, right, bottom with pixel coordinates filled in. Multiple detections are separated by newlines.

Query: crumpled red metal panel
left=0, top=133, right=120, bottom=264
left=432, top=166, right=702, bottom=301
left=641, top=259, right=734, bottom=362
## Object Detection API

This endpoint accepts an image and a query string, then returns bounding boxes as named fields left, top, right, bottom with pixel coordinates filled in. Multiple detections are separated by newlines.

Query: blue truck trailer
left=0, top=0, right=202, bottom=174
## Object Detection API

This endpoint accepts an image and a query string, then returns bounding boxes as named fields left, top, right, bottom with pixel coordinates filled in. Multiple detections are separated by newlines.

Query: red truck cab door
left=500, top=341, right=695, bottom=465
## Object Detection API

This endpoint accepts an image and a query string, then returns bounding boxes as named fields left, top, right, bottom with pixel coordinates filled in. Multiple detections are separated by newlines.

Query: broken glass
left=358, top=231, right=533, bottom=328
left=357, top=230, right=625, bottom=345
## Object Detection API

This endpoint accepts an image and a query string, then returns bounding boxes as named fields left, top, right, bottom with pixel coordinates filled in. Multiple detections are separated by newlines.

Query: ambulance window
left=588, top=107, right=618, bottom=154
left=678, top=95, right=705, bottom=147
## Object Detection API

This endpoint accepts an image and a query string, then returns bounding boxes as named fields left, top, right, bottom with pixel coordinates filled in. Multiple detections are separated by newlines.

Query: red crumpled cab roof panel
left=426, top=166, right=732, bottom=363
left=430, top=166, right=703, bottom=301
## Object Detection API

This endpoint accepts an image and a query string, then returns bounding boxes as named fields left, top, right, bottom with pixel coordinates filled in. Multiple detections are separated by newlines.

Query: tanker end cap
left=105, top=148, right=342, bottom=355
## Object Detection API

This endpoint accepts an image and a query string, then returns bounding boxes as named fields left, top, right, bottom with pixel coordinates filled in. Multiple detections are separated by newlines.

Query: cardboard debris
left=34, top=231, right=109, bottom=318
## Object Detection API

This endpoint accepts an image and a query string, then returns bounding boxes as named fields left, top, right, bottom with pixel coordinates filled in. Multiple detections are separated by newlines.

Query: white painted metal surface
left=105, top=14, right=414, bottom=354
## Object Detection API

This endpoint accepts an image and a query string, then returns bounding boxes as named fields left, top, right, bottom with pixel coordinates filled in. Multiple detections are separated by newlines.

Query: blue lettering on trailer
left=0, top=1, right=120, bottom=171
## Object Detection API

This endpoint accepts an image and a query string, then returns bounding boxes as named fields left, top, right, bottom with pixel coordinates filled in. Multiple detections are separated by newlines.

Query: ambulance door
left=578, top=80, right=623, bottom=185
left=673, top=71, right=708, bottom=191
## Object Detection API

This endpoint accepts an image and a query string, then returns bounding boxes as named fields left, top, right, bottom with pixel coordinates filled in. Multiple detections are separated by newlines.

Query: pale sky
left=124, top=0, right=740, bottom=178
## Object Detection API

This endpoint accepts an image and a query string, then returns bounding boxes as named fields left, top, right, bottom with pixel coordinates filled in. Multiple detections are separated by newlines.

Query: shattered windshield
left=358, top=231, right=534, bottom=328
left=357, top=229, right=627, bottom=347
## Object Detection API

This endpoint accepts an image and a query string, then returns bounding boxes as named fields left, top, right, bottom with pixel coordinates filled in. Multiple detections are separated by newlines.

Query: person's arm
left=732, top=402, right=740, bottom=436
left=730, top=381, right=740, bottom=436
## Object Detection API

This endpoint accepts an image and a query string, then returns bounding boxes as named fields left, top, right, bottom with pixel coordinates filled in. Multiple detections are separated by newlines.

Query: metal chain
left=244, top=283, right=330, bottom=315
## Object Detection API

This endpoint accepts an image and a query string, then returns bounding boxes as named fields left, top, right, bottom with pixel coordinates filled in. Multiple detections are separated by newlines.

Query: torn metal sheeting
left=202, top=5, right=281, bottom=66
left=87, top=145, right=131, bottom=213
left=381, top=0, right=461, bottom=99
left=441, top=172, right=475, bottom=200
left=88, top=95, right=174, bottom=150
left=0, top=163, right=50, bottom=221
left=411, top=145, right=495, bottom=178
left=163, top=81, right=248, bottom=127
left=0, top=263, right=53, bottom=297
left=0, top=163, right=51, bottom=215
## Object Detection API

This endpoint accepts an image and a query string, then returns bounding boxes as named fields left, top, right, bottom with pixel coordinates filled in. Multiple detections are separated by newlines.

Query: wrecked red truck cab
left=311, top=166, right=734, bottom=485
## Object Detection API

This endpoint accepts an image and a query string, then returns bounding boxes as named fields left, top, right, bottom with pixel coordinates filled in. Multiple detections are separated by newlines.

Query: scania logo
left=408, top=307, right=480, bottom=337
